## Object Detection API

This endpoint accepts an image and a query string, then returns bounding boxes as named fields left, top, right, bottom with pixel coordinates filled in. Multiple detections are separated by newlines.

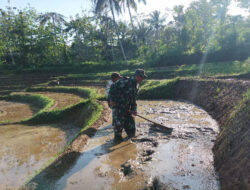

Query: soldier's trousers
left=112, top=108, right=135, bottom=137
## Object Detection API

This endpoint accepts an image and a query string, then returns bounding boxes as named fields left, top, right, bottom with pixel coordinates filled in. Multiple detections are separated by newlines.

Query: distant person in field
left=108, top=69, right=147, bottom=141
left=106, top=72, right=121, bottom=107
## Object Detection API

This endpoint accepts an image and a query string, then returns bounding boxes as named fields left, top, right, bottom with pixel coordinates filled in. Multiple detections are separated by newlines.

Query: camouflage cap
left=135, top=69, right=147, bottom=78
left=111, top=72, right=120, bottom=79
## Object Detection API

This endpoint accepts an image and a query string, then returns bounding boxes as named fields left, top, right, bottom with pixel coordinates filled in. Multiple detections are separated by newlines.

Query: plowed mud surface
left=0, top=101, right=37, bottom=123
left=0, top=124, right=81, bottom=190
left=17, top=92, right=83, bottom=110
left=27, top=100, right=220, bottom=190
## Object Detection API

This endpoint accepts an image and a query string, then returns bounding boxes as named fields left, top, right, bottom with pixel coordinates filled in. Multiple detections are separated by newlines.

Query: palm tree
left=98, top=14, right=116, bottom=61
left=92, top=0, right=128, bottom=63
left=120, top=0, right=146, bottom=55
left=0, top=8, right=15, bottom=64
left=146, top=10, right=165, bottom=52
left=235, top=0, right=250, bottom=9
left=37, top=12, right=66, bottom=63
left=37, top=12, right=66, bottom=44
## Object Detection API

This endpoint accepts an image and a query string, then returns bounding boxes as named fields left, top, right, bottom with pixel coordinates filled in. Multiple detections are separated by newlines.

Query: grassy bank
left=228, top=89, right=250, bottom=122
left=24, top=99, right=103, bottom=185
left=26, top=86, right=97, bottom=99
left=138, top=78, right=180, bottom=99
left=0, top=93, right=54, bottom=111
left=0, top=93, right=54, bottom=124
left=212, top=89, right=250, bottom=190
left=52, top=58, right=250, bottom=81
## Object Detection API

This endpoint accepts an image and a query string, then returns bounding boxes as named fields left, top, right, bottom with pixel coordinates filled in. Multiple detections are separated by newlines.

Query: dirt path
left=27, top=100, right=219, bottom=190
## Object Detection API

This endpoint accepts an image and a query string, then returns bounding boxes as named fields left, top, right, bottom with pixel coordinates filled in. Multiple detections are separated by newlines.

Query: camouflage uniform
left=108, top=75, right=138, bottom=138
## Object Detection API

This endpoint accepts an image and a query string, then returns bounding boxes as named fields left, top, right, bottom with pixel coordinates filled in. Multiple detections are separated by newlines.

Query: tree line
left=0, top=0, right=249, bottom=67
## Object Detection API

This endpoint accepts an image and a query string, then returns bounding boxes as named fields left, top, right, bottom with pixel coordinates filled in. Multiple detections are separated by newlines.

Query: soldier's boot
left=126, top=126, right=136, bottom=139
left=114, top=134, right=123, bottom=142
left=127, top=132, right=135, bottom=139
left=114, top=129, right=123, bottom=142
left=114, top=124, right=123, bottom=142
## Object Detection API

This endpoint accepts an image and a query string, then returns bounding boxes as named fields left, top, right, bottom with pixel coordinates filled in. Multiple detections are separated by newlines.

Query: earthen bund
left=172, top=79, right=250, bottom=190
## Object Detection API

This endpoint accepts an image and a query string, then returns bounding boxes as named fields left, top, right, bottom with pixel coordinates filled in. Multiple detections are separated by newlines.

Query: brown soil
left=0, top=101, right=36, bottom=123
left=67, top=101, right=111, bottom=152
left=21, top=78, right=250, bottom=190
left=26, top=100, right=219, bottom=190
left=173, top=79, right=250, bottom=190
left=23, top=101, right=111, bottom=189
left=0, top=123, right=81, bottom=189
left=17, top=92, right=83, bottom=110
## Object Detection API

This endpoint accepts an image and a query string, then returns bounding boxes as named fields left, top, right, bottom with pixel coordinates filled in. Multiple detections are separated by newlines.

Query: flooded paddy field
left=28, top=100, right=220, bottom=190
left=0, top=101, right=38, bottom=123
left=16, top=92, right=83, bottom=110
left=0, top=123, right=81, bottom=190
left=0, top=91, right=84, bottom=189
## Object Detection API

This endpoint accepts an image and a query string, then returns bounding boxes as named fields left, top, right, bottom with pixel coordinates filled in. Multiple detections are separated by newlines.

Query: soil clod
left=143, top=176, right=170, bottom=190
left=121, top=161, right=133, bottom=176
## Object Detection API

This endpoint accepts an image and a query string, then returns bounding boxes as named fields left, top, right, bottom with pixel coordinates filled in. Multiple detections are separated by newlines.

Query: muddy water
left=0, top=101, right=37, bottom=122
left=0, top=124, right=80, bottom=190
left=17, top=92, right=83, bottom=110
left=30, top=100, right=219, bottom=190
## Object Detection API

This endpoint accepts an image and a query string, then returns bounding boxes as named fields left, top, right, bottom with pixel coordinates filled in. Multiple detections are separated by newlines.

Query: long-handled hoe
left=134, top=112, right=173, bottom=134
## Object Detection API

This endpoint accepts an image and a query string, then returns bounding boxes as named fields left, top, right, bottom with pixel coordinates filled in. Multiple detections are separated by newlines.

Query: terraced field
left=0, top=101, right=38, bottom=123
left=16, top=92, right=82, bottom=111
left=0, top=87, right=96, bottom=189
left=0, top=71, right=249, bottom=190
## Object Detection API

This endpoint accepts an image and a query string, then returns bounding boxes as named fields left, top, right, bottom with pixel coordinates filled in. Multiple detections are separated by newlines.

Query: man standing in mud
left=106, top=72, right=121, bottom=107
left=109, top=69, right=147, bottom=141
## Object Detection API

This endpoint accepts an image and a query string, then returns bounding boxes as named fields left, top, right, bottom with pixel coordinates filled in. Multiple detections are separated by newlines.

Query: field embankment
left=139, top=78, right=250, bottom=189
left=0, top=86, right=105, bottom=189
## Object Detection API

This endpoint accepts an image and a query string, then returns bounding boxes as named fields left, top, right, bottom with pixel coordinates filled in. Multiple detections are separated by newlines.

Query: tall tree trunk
left=52, top=17, right=58, bottom=64
left=111, top=35, right=116, bottom=62
left=4, top=8, right=16, bottom=65
left=127, top=2, right=140, bottom=56
left=109, top=0, right=128, bottom=64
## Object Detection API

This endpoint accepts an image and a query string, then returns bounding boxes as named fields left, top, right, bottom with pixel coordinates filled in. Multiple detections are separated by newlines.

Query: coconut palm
left=146, top=10, right=165, bottom=51
left=37, top=12, right=66, bottom=45
left=146, top=10, right=165, bottom=39
left=120, top=0, right=146, bottom=55
left=98, top=14, right=116, bottom=61
left=37, top=12, right=66, bottom=63
left=0, top=8, right=15, bottom=64
left=92, top=0, right=128, bottom=63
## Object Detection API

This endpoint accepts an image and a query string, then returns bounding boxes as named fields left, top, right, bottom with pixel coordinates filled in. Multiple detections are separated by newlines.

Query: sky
left=0, top=0, right=249, bottom=21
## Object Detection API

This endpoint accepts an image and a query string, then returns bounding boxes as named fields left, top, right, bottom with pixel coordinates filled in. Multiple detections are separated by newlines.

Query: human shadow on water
left=25, top=124, right=127, bottom=190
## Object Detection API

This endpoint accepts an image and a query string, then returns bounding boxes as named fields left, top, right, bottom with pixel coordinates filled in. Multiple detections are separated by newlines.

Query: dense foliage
left=0, top=0, right=249, bottom=67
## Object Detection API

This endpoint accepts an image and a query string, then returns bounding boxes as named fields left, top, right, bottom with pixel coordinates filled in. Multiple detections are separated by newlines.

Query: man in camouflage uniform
left=106, top=72, right=121, bottom=107
left=108, top=69, right=147, bottom=141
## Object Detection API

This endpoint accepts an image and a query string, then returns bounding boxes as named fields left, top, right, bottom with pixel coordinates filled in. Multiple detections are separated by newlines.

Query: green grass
left=1, top=57, right=249, bottom=80
left=23, top=99, right=100, bottom=125
left=24, top=99, right=103, bottom=185
left=26, top=86, right=97, bottom=99
left=22, top=87, right=99, bottom=124
left=228, top=89, right=250, bottom=122
left=0, top=93, right=54, bottom=124
left=0, top=93, right=54, bottom=111
left=178, top=59, right=250, bottom=78
left=138, top=78, right=180, bottom=99
left=77, top=101, right=103, bottom=132
left=52, top=58, right=250, bottom=82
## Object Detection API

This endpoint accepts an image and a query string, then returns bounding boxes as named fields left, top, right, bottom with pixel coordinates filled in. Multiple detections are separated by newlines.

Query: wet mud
left=17, top=92, right=83, bottom=110
left=0, top=123, right=81, bottom=190
left=0, top=101, right=37, bottom=123
left=27, top=100, right=220, bottom=190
